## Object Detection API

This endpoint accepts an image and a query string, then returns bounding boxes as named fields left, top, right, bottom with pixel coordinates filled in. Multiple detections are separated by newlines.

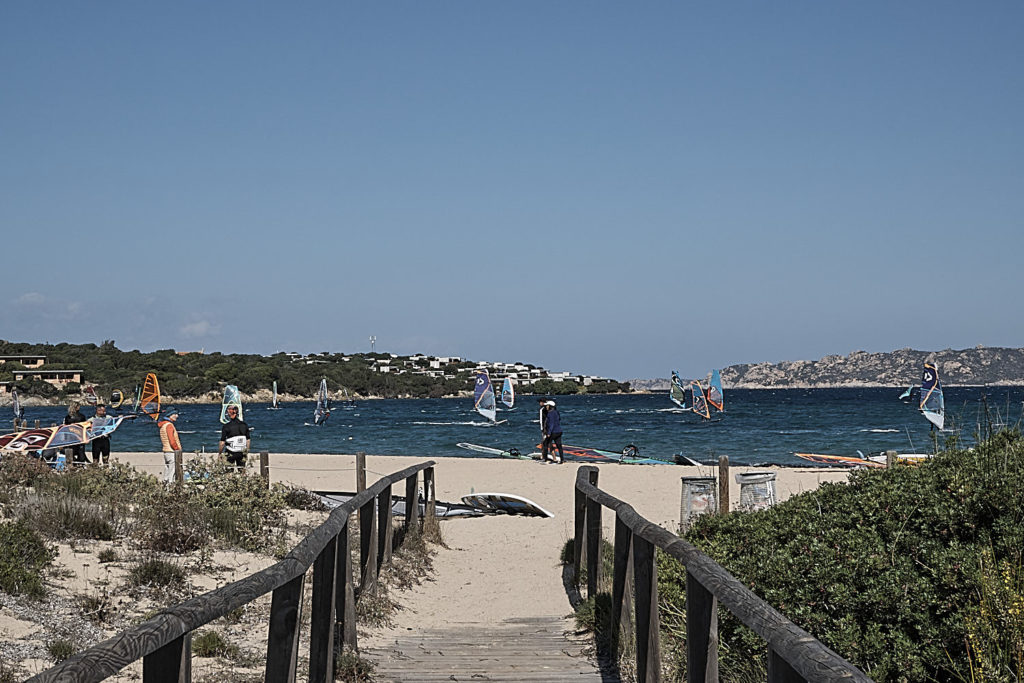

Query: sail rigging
left=474, top=370, right=497, bottom=422
left=707, top=369, right=724, bottom=412
left=690, top=381, right=711, bottom=420
left=669, top=371, right=689, bottom=409
left=919, top=361, right=945, bottom=430
left=139, top=374, right=161, bottom=421
left=220, top=385, right=244, bottom=423
left=313, top=378, right=330, bottom=425
left=501, top=377, right=515, bottom=409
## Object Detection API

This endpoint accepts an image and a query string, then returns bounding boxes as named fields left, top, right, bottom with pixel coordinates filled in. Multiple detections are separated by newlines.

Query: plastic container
left=734, top=471, right=777, bottom=511
left=679, top=476, right=717, bottom=531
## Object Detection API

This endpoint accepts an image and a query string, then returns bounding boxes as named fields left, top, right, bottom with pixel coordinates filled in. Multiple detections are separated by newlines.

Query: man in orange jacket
left=158, top=409, right=181, bottom=483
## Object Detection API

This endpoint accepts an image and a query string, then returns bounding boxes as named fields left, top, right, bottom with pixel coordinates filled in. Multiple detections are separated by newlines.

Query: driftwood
left=573, top=465, right=872, bottom=683
left=29, top=460, right=436, bottom=683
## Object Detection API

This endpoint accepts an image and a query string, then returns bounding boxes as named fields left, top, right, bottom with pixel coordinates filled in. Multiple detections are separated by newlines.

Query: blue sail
left=919, top=362, right=944, bottom=430
left=474, top=370, right=497, bottom=422
left=690, top=381, right=711, bottom=420
left=670, top=371, right=689, bottom=409
left=501, top=377, right=515, bottom=409
left=707, top=369, right=724, bottom=412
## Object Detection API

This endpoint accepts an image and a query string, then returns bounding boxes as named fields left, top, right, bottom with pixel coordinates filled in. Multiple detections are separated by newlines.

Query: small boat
left=501, top=377, right=515, bottom=409
left=313, top=378, right=330, bottom=426
left=473, top=370, right=505, bottom=425
left=919, top=361, right=945, bottom=431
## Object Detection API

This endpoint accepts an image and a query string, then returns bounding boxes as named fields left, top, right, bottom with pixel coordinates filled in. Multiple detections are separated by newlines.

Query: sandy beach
left=113, top=452, right=851, bottom=635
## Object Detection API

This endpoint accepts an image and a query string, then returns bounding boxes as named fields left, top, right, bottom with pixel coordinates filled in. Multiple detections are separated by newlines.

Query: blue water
left=14, top=388, right=1024, bottom=467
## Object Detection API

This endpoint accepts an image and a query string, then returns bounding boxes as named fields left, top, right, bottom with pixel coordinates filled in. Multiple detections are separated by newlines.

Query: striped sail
left=474, top=370, right=497, bottom=422
left=707, top=369, right=724, bottom=412
left=501, top=377, right=515, bottom=409
left=919, top=362, right=945, bottom=430
left=669, top=371, right=689, bottom=409
left=140, top=373, right=161, bottom=421
left=690, top=381, right=711, bottom=420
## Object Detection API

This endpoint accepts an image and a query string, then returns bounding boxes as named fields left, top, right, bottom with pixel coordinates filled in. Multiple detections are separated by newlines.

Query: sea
left=14, top=387, right=1024, bottom=467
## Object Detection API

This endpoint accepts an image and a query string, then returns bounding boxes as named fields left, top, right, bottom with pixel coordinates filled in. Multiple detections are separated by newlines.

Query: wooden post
left=265, top=573, right=304, bottom=683
left=404, top=473, right=418, bottom=534
left=718, top=455, right=730, bottom=515
left=335, top=519, right=358, bottom=652
left=174, top=450, right=183, bottom=484
left=686, top=570, right=719, bottom=683
left=767, top=647, right=805, bottom=683
left=886, top=450, right=897, bottom=468
left=142, top=632, right=191, bottom=683
left=35, top=419, right=40, bottom=428
left=359, top=498, right=378, bottom=594
left=610, top=512, right=633, bottom=658
left=573, top=475, right=588, bottom=584
left=309, top=536, right=338, bottom=683
left=633, top=535, right=661, bottom=682
left=424, top=466, right=436, bottom=522
left=260, top=451, right=270, bottom=485
left=356, top=451, right=366, bottom=493
left=586, top=486, right=601, bottom=599
left=376, top=484, right=394, bottom=572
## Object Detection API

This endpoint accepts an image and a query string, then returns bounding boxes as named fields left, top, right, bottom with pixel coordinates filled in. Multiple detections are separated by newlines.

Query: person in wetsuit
left=218, top=405, right=251, bottom=470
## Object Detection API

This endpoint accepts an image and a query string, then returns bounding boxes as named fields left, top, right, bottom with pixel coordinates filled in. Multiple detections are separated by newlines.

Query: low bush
left=658, top=430, right=1024, bottom=682
left=128, top=557, right=186, bottom=590
left=0, top=520, right=55, bottom=598
left=0, top=453, right=52, bottom=488
left=184, top=460, right=287, bottom=552
left=17, top=493, right=115, bottom=541
left=278, top=484, right=327, bottom=511
left=97, top=547, right=118, bottom=563
left=134, top=487, right=209, bottom=553
left=334, top=649, right=375, bottom=682
left=46, top=638, right=76, bottom=663
left=191, top=629, right=240, bottom=659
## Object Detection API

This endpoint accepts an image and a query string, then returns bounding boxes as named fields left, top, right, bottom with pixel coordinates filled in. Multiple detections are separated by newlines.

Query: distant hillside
left=635, top=346, right=1024, bottom=390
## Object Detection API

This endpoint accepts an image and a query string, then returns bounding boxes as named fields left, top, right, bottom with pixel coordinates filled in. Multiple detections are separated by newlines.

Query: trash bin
left=735, top=471, right=777, bottom=511
left=679, top=476, right=717, bottom=531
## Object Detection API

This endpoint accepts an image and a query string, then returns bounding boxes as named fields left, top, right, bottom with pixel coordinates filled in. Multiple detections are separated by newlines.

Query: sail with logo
left=919, top=361, right=945, bottom=430
left=501, top=377, right=515, bottom=409
left=690, top=381, right=711, bottom=420
left=473, top=370, right=505, bottom=424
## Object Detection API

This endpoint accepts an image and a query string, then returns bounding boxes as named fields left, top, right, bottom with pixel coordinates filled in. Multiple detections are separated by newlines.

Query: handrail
left=574, top=465, right=872, bottom=683
left=30, top=460, right=437, bottom=682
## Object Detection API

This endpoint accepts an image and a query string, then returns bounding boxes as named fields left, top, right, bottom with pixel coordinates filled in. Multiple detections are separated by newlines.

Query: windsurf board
left=460, top=493, right=554, bottom=518
left=456, top=442, right=533, bottom=460
left=793, top=452, right=886, bottom=469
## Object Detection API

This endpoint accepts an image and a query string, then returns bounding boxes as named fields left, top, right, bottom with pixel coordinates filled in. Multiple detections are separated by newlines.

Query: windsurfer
left=158, top=409, right=181, bottom=482
left=90, top=404, right=114, bottom=466
left=219, top=405, right=251, bottom=470
left=541, top=400, right=564, bottom=464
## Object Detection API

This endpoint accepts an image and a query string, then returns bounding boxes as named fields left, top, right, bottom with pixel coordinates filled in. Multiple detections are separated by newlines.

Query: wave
left=861, top=428, right=900, bottom=433
left=410, top=420, right=493, bottom=426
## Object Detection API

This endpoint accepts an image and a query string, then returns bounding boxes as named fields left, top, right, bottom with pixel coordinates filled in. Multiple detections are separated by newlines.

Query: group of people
left=156, top=405, right=251, bottom=482
left=60, top=401, right=252, bottom=482
left=538, top=398, right=564, bottom=464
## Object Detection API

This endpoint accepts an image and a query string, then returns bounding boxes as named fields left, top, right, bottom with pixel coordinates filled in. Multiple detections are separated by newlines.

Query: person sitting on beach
left=219, top=405, right=251, bottom=471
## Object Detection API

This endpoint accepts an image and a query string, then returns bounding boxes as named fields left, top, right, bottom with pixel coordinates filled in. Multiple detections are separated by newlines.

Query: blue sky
left=2, top=2, right=1022, bottom=379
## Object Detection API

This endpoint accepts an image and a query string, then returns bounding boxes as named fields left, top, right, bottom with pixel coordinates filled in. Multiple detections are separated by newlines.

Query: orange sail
left=140, top=373, right=161, bottom=420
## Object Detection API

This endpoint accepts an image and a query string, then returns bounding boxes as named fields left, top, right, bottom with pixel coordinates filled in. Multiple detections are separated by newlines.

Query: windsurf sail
left=898, top=385, right=915, bottom=401
left=0, top=417, right=126, bottom=455
left=474, top=370, right=497, bottom=422
left=501, top=377, right=515, bottom=409
left=707, top=369, right=724, bottom=412
left=690, top=381, right=711, bottom=420
left=110, top=389, right=125, bottom=409
left=132, top=384, right=142, bottom=413
left=313, top=378, right=330, bottom=425
left=140, top=374, right=160, bottom=421
left=220, top=385, right=244, bottom=423
left=919, top=361, right=945, bottom=430
left=84, top=386, right=98, bottom=405
left=271, top=381, right=279, bottom=409
left=12, top=389, right=24, bottom=422
left=670, top=371, right=690, bottom=409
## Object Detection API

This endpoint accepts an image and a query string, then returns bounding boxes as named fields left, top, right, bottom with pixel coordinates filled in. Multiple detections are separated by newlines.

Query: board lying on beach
left=456, top=442, right=534, bottom=460
left=315, top=491, right=483, bottom=518
left=793, top=452, right=886, bottom=469
left=535, top=443, right=667, bottom=465
left=460, top=493, right=554, bottom=518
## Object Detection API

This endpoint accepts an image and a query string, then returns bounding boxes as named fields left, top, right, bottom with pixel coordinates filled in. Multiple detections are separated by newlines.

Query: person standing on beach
left=542, top=400, right=564, bottom=464
left=218, top=405, right=250, bottom=471
left=157, top=409, right=181, bottom=482
left=89, top=404, right=114, bottom=466
left=64, top=401, right=88, bottom=463
left=537, top=398, right=549, bottom=462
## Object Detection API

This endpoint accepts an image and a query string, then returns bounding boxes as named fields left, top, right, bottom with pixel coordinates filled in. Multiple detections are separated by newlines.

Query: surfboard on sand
left=535, top=443, right=667, bottom=465
left=460, top=493, right=554, bottom=518
left=456, top=442, right=534, bottom=460
left=793, top=452, right=886, bottom=469
left=314, top=491, right=484, bottom=518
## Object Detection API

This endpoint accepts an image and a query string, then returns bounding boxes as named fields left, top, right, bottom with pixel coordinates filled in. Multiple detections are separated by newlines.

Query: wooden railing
left=29, top=460, right=438, bottom=683
left=573, top=465, right=872, bottom=683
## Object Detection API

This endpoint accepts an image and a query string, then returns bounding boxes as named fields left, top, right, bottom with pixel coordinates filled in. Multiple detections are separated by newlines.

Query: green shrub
left=134, top=486, right=209, bottom=553
left=278, top=484, right=327, bottom=511
left=128, top=557, right=186, bottom=590
left=17, top=493, right=115, bottom=541
left=191, top=629, right=239, bottom=658
left=184, top=460, right=287, bottom=551
left=47, top=638, right=76, bottom=663
left=97, top=547, right=118, bottom=563
left=659, top=431, right=1024, bottom=682
left=334, top=649, right=375, bottom=682
left=0, top=453, right=52, bottom=488
left=0, top=521, right=55, bottom=598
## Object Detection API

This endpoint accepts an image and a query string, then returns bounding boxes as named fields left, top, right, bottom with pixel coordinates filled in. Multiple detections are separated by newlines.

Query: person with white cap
left=157, top=408, right=181, bottom=483
left=542, top=400, right=564, bottom=464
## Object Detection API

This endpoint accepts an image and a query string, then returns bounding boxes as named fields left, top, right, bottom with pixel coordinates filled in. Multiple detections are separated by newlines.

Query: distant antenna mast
left=369, top=335, right=377, bottom=353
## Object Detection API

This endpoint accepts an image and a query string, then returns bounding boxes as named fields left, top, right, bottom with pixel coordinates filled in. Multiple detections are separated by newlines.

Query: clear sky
left=2, top=2, right=1022, bottom=380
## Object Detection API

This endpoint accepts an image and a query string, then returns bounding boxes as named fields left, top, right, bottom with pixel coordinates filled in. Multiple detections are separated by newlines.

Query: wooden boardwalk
left=363, top=616, right=618, bottom=682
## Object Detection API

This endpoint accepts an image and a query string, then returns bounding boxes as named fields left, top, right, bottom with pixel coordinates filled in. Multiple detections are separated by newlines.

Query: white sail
left=501, top=377, right=515, bottom=409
